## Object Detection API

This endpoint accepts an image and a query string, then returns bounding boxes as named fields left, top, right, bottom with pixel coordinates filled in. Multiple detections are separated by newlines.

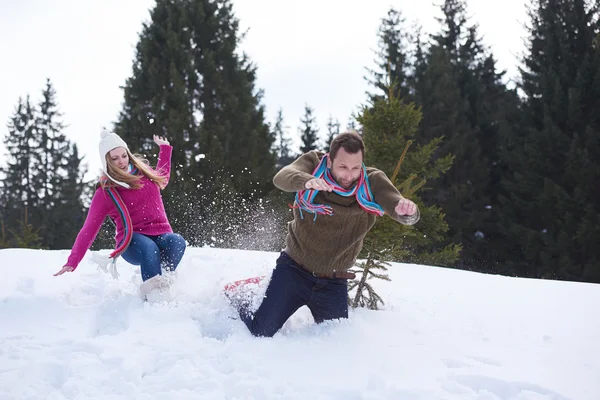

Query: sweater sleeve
left=273, top=151, right=320, bottom=192
left=369, top=169, right=420, bottom=226
left=65, top=188, right=112, bottom=270
left=155, top=144, right=173, bottom=185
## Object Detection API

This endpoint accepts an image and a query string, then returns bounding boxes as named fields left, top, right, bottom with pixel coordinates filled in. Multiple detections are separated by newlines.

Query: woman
left=54, top=129, right=186, bottom=297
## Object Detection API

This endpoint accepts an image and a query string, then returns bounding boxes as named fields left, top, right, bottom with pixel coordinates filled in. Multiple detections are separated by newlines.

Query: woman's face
left=108, top=147, right=129, bottom=170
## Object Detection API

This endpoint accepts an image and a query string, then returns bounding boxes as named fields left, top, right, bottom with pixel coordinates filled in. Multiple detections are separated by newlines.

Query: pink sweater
left=66, top=145, right=174, bottom=269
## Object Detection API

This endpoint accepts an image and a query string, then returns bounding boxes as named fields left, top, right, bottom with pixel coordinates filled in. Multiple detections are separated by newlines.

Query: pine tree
left=501, top=0, right=600, bottom=282
left=34, top=79, right=86, bottom=249
left=377, top=0, right=516, bottom=272
left=323, top=115, right=340, bottom=152
left=1, top=83, right=89, bottom=250
left=0, top=96, right=40, bottom=233
left=9, top=207, right=43, bottom=249
left=348, top=238, right=391, bottom=310
left=114, top=0, right=276, bottom=246
left=348, top=78, right=459, bottom=308
left=114, top=0, right=202, bottom=243
left=34, top=79, right=68, bottom=202
left=357, top=79, right=459, bottom=270
left=424, top=0, right=489, bottom=270
left=190, top=0, right=276, bottom=200
left=52, top=143, right=88, bottom=249
left=366, top=7, right=414, bottom=103
left=299, top=104, right=319, bottom=153
left=273, top=108, right=294, bottom=168
left=475, top=57, right=522, bottom=271
left=415, top=45, right=486, bottom=258
left=346, top=117, right=357, bottom=132
left=0, top=219, right=9, bottom=248
left=410, top=28, right=429, bottom=107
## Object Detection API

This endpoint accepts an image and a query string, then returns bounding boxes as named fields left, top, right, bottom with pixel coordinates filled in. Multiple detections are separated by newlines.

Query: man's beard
left=331, top=171, right=358, bottom=189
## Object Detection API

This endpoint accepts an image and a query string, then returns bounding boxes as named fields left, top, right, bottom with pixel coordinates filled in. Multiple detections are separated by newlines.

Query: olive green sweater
left=273, top=151, right=420, bottom=275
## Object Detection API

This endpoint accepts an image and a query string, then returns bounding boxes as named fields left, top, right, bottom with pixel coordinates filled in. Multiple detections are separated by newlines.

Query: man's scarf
left=292, top=153, right=385, bottom=220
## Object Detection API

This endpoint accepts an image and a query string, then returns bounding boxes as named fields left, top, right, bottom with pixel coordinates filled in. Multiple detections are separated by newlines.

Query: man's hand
left=53, top=266, right=74, bottom=276
left=395, top=198, right=417, bottom=216
left=305, top=178, right=334, bottom=192
left=153, top=134, right=170, bottom=146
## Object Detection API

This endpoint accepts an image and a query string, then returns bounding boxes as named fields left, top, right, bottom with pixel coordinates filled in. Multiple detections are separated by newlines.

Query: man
left=229, top=131, right=419, bottom=337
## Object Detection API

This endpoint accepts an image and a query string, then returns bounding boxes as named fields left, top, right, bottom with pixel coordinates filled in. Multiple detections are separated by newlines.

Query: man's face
left=327, top=148, right=363, bottom=189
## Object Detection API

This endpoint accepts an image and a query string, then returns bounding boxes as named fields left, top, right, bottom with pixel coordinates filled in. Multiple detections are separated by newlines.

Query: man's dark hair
left=329, top=130, right=365, bottom=160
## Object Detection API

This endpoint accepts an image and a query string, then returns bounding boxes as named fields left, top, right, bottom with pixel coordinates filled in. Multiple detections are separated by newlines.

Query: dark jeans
left=237, top=252, right=349, bottom=337
left=121, top=233, right=186, bottom=281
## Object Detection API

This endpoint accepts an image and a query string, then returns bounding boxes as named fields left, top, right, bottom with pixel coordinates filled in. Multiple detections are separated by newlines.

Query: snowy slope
left=0, top=247, right=598, bottom=400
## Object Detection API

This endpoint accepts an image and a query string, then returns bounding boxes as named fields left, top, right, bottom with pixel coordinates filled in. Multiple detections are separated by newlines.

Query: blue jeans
left=236, top=252, right=349, bottom=337
left=121, top=233, right=186, bottom=281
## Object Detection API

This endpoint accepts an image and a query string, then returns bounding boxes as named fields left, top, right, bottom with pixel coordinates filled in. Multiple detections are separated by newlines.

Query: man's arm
left=369, top=169, right=420, bottom=226
left=273, top=151, right=320, bottom=192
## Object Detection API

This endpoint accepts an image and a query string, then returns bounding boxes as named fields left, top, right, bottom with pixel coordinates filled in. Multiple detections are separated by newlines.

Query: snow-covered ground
left=0, top=246, right=598, bottom=400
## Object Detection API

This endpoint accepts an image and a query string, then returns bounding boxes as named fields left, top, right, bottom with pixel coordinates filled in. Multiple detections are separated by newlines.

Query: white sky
left=0, top=0, right=528, bottom=179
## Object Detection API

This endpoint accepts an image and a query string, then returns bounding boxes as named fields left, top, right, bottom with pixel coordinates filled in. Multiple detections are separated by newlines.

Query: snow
left=1, top=246, right=599, bottom=400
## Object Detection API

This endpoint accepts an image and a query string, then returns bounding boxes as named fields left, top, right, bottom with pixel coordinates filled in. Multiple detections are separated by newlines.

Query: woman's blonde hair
left=100, top=148, right=168, bottom=190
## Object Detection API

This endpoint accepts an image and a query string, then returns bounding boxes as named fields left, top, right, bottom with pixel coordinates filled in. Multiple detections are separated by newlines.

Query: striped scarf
left=292, top=153, right=385, bottom=220
left=100, top=164, right=138, bottom=261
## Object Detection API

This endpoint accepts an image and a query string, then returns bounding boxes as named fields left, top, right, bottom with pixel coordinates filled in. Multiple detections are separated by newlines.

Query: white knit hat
left=99, top=129, right=130, bottom=188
